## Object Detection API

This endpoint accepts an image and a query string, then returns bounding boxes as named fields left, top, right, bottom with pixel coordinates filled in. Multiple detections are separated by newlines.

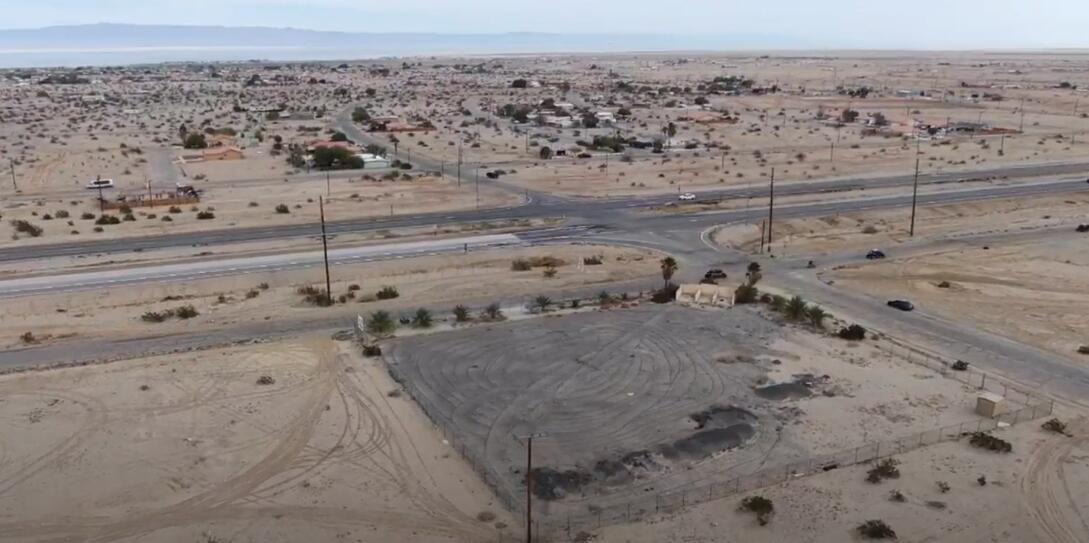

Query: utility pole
left=909, top=157, right=920, bottom=237
left=325, top=172, right=331, bottom=198
left=829, top=141, right=835, bottom=163
left=475, top=168, right=480, bottom=209
left=1019, top=97, right=1025, bottom=132
left=516, top=433, right=547, bottom=543
left=457, top=141, right=463, bottom=188
left=767, top=167, right=775, bottom=245
left=319, top=196, right=332, bottom=302
left=9, top=160, right=16, bottom=191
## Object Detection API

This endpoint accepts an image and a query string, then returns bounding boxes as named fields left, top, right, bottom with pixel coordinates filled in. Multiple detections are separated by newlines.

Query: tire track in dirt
left=1020, top=419, right=1089, bottom=543
left=73, top=340, right=339, bottom=543
left=0, top=390, right=107, bottom=497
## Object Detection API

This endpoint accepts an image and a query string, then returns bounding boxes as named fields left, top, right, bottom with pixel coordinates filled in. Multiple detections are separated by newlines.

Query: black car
left=704, top=269, right=728, bottom=280
left=866, top=249, right=886, bottom=260
left=887, top=300, right=915, bottom=311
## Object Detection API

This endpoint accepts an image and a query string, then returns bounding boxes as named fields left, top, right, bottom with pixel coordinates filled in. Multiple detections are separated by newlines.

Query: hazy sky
left=5, top=0, right=1089, bottom=49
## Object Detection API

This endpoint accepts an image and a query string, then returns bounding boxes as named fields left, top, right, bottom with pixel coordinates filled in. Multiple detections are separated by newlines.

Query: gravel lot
left=383, top=304, right=821, bottom=513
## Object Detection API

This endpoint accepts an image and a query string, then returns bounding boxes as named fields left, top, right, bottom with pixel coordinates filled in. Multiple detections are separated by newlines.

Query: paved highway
left=4, top=107, right=1089, bottom=412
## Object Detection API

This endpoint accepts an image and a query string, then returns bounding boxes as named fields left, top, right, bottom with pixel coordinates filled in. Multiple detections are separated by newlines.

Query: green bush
left=412, top=308, right=433, bottom=328
left=366, top=310, right=396, bottom=335
left=453, top=305, right=470, bottom=322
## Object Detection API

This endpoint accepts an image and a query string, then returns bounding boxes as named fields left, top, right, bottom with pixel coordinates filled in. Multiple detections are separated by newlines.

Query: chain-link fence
left=362, top=310, right=1054, bottom=542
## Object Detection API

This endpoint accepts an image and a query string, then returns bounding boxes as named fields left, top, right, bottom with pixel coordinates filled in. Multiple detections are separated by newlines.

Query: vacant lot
left=831, top=233, right=1089, bottom=360
left=384, top=304, right=977, bottom=522
left=0, top=338, right=512, bottom=542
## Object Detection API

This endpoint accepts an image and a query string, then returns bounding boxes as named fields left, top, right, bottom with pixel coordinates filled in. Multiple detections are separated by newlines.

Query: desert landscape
left=2, top=22, right=1089, bottom=543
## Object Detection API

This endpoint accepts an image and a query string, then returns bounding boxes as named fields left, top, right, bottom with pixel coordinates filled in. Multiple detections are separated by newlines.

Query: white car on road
left=86, top=178, right=114, bottom=190
left=678, top=192, right=696, bottom=201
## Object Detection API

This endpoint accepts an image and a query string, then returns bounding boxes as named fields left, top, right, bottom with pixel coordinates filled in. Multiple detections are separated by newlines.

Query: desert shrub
left=54, top=210, right=69, bottom=219
left=739, top=495, right=774, bottom=525
left=161, top=215, right=173, bottom=222
left=257, top=282, right=270, bottom=290
left=168, top=206, right=181, bottom=214
left=889, top=489, right=906, bottom=502
left=80, top=212, right=95, bottom=220
left=583, top=255, right=604, bottom=265
left=937, top=481, right=950, bottom=493
left=245, top=289, right=260, bottom=299
left=256, top=375, right=275, bottom=386
left=20, top=331, right=37, bottom=344
left=1042, top=418, right=1069, bottom=435
left=734, top=284, right=759, bottom=304
left=838, top=324, right=867, bottom=340
left=10, top=219, right=43, bottom=237
left=118, top=203, right=132, bottom=214
left=1077, top=345, right=1089, bottom=355
left=511, top=258, right=532, bottom=271
left=651, top=283, right=679, bottom=303
left=866, top=458, right=900, bottom=484
left=858, top=520, right=896, bottom=539
left=366, top=310, right=396, bottom=335
left=598, top=290, right=613, bottom=306
left=347, top=284, right=360, bottom=291
left=95, top=214, right=121, bottom=225
left=542, top=266, right=557, bottom=278
left=362, top=344, right=382, bottom=357
left=123, top=213, right=136, bottom=221
left=862, top=225, right=879, bottom=234
left=412, top=308, right=433, bottom=328
left=376, top=285, right=399, bottom=300
left=453, top=304, right=470, bottom=322
left=297, top=285, right=332, bottom=306
left=196, top=210, right=215, bottom=220
left=482, top=302, right=504, bottom=321
left=141, top=311, right=167, bottom=323
left=175, top=305, right=199, bottom=319
left=275, top=204, right=290, bottom=214
left=533, top=295, right=553, bottom=312
left=969, top=432, right=1012, bottom=453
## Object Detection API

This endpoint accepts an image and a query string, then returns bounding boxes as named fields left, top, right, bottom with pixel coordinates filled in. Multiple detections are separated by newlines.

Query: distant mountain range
left=0, top=23, right=815, bottom=68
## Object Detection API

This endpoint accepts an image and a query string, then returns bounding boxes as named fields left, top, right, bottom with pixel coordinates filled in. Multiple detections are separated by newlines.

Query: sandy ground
left=0, top=337, right=515, bottom=542
left=712, top=191, right=1089, bottom=256
left=596, top=415, right=1089, bottom=543
left=1, top=244, right=658, bottom=349
left=2, top=173, right=519, bottom=248
left=830, top=234, right=1089, bottom=361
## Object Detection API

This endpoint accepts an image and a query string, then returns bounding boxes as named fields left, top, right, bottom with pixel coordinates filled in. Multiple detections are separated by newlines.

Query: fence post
left=655, top=494, right=660, bottom=513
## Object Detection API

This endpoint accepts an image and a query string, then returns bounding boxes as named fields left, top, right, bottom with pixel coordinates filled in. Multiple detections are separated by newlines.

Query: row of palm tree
left=771, top=294, right=828, bottom=328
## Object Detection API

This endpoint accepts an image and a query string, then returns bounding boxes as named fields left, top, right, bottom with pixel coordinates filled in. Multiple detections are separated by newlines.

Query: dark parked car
left=866, top=249, right=886, bottom=260
left=887, top=299, right=915, bottom=311
left=704, top=269, right=727, bottom=280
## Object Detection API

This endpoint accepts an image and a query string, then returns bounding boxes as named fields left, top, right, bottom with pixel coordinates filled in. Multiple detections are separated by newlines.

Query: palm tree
left=806, top=305, right=828, bottom=328
left=746, top=262, right=763, bottom=286
left=412, top=308, right=433, bottom=328
left=660, top=257, right=678, bottom=288
left=784, top=296, right=808, bottom=321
